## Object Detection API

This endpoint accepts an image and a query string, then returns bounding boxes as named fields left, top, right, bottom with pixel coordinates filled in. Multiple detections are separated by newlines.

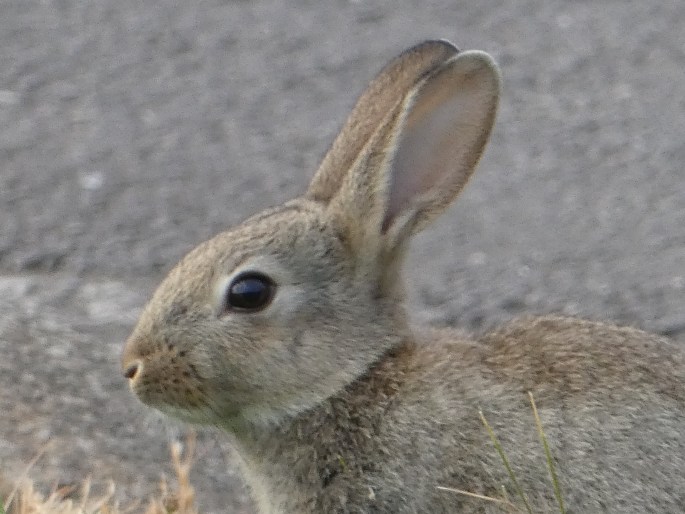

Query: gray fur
left=122, top=40, right=685, bottom=513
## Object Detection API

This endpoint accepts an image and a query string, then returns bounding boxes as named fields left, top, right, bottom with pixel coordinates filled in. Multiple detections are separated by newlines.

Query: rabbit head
left=122, top=40, right=500, bottom=429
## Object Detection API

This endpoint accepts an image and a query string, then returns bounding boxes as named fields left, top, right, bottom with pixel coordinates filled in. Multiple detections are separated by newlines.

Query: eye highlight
left=224, top=272, right=276, bottom=313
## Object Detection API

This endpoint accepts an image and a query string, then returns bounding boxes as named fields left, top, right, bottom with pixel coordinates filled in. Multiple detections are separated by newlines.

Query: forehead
left=217, top=200, right=333, bottom=263
left=168, top=199, right=338, bottom=284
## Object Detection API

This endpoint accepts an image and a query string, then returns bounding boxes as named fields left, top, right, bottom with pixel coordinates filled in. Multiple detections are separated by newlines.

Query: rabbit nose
left=123, top=360, right=142, bottom=380
left=122, top=333, right=145, bottom=380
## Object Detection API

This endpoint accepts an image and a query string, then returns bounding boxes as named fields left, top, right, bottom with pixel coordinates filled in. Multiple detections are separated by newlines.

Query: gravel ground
left=1, top=1, right=684, bottom=512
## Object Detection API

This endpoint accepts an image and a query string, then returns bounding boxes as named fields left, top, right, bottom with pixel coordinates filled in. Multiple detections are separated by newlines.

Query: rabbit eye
left=224, top=272, right=276, bottom=313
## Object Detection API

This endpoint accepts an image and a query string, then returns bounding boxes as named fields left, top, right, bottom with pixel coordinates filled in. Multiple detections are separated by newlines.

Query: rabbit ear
left=306, top=40, right=458, bottom=203
left=324, top=50, right=500, bottom=259
left=383, top=50, right=500, bottom=237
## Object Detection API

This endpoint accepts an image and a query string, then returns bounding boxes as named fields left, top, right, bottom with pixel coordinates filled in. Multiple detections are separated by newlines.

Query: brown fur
left=122, top=40, right=685, bottom=513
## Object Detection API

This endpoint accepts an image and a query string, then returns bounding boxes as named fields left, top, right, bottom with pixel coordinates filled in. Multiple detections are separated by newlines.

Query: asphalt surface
left=1, top=1, right=685, bottom=512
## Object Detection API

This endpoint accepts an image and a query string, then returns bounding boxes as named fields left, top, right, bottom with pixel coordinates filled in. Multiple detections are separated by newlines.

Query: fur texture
left=122, top=40, right=685, bottom=513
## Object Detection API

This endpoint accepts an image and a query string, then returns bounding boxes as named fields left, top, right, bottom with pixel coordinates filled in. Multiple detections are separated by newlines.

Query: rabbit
left=121, top=40, right=685, bottom=513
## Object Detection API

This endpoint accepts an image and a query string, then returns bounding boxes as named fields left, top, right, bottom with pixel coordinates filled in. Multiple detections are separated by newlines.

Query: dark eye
left=225, top=272, right=276, bottom=312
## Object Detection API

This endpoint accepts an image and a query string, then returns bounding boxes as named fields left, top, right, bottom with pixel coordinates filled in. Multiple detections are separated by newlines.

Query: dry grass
left=1, top=434, right=199, bottom=514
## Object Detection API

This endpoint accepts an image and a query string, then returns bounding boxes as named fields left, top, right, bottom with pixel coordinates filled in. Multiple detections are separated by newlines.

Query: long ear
left=384, top=50, right=501, bottom=237
left=306, top=40, right=458, bottom=203
left=325, top=50, right=500, bottom=258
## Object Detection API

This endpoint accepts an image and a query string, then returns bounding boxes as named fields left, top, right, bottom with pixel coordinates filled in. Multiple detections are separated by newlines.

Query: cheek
left=207, top=323, right=318, bottom=399
left=202, top=321, right=291, bottom=388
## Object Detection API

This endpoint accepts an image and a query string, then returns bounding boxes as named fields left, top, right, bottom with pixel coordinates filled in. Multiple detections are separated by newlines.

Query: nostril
left=123, top=361, right=141, bottom=380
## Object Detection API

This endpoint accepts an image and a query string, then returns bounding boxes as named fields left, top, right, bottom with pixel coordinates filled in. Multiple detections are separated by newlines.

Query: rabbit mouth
left=129, top=373, right=206, bottom=413
left=130, top=376, right=238, bottom=425
left=125, top=359, right=250, bottom=425
left=123, top=354, right=210, bottom=414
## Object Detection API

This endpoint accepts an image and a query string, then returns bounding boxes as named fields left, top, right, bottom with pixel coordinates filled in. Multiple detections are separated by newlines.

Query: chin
left=153, top=403, right=218, bottom=425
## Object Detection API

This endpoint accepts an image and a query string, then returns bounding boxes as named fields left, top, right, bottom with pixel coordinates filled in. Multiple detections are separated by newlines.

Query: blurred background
left=1, top=1, right=684, bottom=512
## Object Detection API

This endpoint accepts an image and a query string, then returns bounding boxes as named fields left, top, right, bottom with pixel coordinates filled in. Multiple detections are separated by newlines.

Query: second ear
left=327, top=50, right=501, bottom=254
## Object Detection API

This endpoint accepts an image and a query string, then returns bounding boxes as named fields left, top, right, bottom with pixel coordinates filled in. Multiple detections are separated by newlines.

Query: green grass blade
left=528, top=392, right=565, bottom=514
left=479, top=409, right=533, bottom=514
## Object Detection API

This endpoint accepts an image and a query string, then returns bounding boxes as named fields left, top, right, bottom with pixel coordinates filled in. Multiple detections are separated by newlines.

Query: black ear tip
left=406, top=39, right=459, bottom=59
left=416, top=39, right=459, bottom=52
left=434, top=38, right=460, bottom=53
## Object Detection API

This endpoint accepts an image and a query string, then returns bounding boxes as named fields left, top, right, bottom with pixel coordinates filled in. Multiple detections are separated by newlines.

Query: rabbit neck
left=229, top=340, right=416, bottom=513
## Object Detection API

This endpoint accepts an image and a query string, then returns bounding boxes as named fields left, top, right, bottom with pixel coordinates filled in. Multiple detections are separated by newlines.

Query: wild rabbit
left=122, top=40, right=685, bottom=513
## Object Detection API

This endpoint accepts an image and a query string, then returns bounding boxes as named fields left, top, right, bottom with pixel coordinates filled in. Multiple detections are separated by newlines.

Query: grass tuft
left=1, top=433, right=199, bottom=514
left=143, top=432, right=198, bottom=514
left=438, top=392, right=566, bottom=513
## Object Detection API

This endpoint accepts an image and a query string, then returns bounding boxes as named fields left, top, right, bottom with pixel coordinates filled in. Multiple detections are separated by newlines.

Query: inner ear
left=382, top=51, right=501, bottom=236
